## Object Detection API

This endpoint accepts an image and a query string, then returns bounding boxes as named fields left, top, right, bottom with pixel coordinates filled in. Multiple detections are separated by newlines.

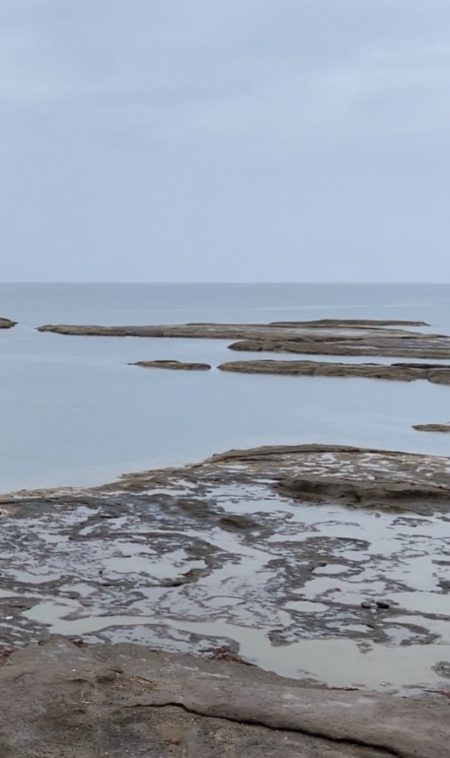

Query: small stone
left=96, top=668, right=120, bottom=684
left=433, top=661, right=450, bottom=679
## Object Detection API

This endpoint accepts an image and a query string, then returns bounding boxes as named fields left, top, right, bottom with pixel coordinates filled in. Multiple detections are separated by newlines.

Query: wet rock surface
left=11, top=316, right=450, bottom=754
left=218, top=359, right=450, bottom=384
left=1, top=445, right=450, bottom=696
left=0, top=316, right=16, bottom=329
left=0, top=637, right=448, bottom=758
left=131, top=360, right=211, bottom=371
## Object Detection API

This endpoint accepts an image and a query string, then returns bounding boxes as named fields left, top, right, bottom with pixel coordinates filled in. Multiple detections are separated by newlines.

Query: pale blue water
left=1, top=283, right=450, bottom=492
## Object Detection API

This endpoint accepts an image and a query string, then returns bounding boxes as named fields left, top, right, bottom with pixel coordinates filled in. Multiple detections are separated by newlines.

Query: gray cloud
left=1, top=0, right=449, bottom=281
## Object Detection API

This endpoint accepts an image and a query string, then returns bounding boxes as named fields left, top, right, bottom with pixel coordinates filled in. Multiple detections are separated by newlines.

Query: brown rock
left=228, top=338, right=450, bottom=360
left=0, top=638, right=448, bottom=757
left=37, top=318, right=450, bottom=361
left=217, top=359, right=450, bottom=385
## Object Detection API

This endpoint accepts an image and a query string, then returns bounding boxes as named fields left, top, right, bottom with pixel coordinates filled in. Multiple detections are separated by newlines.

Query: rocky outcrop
left=37, top=318, right=428, bottom=338
left=218, top=359, right=450, bottom=384
left=37, top=319, right=450, bottom=359
left=275, top=475, right=450, bottom=506
left=269, top=318, right=429, bottom=327
left=199, top=443, right=450, bottom=508
left=35, top=321, right=429, bottom=340
left=1, top=444, right=450, bottom=706
left=131, top=360, right=211, bottom=371
left=0, top=638, right=448, bottom=758
left=228, top=338, right=450, bottom=360
left=413, top=423, right=450, bottom=432
left=271, top=318, right=430, bottom=329
left=38, top=322, right=363, bottom=339
left=0, top=317, right=17, bottom=329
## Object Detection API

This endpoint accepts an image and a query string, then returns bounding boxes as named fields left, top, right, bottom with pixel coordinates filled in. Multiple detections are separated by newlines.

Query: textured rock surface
left=228, top=337, right=450, bottom=359
left=37, top=318, right=429, bottom=337
left=0, top=637, right=448, bottom=758
left=1, top=444, right=450, bottom=697
left=39, top=321, right=374, bottom=339
left=131, top=360, right=211, bottom=370
left=218, top=359, right=450, bottom=384
left=36, top=319, right=450, bottom=359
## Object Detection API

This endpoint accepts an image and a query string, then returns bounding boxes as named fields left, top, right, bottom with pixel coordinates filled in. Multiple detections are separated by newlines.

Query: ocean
left=1, top=282, right=450, bottom=493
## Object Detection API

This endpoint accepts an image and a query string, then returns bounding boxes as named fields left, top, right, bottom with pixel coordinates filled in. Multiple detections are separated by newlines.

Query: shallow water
left=1, top=282, right=450, bottom=492
left=12, top=482, right=450, bottom=693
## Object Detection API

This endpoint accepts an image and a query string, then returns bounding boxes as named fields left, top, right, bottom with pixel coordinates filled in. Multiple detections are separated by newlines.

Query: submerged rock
left=218, top=359, right=450, bottom=385
left=131, top=359, right=211, bottom=371
left=0, top=317, right=17, bottom=329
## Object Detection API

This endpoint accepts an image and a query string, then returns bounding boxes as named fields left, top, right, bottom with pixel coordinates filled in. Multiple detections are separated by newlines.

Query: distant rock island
left=0, top=317, right=17, bottom=329
left=218, top=359, right=450, bottom=384
left=131, top=359, right=211, bottom=371
left=413, top=422, right=450, bottom=432
left=36, top=318, right=450, bottom=360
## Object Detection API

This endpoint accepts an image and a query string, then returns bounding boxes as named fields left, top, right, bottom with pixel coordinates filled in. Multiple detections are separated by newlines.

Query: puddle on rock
left=2, top=476, right=450, bottom=694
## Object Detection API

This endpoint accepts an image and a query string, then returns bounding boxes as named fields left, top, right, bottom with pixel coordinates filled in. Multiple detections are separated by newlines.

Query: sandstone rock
left=37, top=319, right=428, bottom=339
left=228, top=338, right=450, bottom=360
left=36, top=319, right=450, bottom=360
left=270, top=318, right=429, bottom=328
left=0, top=638, right=448, bottom=757
left=1, top=443, right=450, bottom=724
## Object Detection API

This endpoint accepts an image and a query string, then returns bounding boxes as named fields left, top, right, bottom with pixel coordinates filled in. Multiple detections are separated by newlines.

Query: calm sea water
left=1, top=282, right=450, bottom=492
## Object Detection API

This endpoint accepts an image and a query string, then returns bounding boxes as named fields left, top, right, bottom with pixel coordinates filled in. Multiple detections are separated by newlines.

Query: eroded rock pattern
left=1, top=445, right=450, bottom=696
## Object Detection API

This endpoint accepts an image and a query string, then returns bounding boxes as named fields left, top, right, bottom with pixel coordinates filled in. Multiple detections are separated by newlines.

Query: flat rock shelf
left=130, top=360, right=211, bottom=371
left=36, top=318, right=450, bottom=360
left=1, top=444, right=450, bottom=699
left=218, top=359, right=450, bottom=384
left=0, top=637, right=448, bottom=757
left=5, top=314, right=450, bottom=756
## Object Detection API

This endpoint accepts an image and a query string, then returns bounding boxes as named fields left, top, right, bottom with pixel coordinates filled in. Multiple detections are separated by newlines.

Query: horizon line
left=1, top=281, right=449, bottom=286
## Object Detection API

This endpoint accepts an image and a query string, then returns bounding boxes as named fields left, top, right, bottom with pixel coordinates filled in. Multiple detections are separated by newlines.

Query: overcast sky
left=1, top=0, right=449, bottom=282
